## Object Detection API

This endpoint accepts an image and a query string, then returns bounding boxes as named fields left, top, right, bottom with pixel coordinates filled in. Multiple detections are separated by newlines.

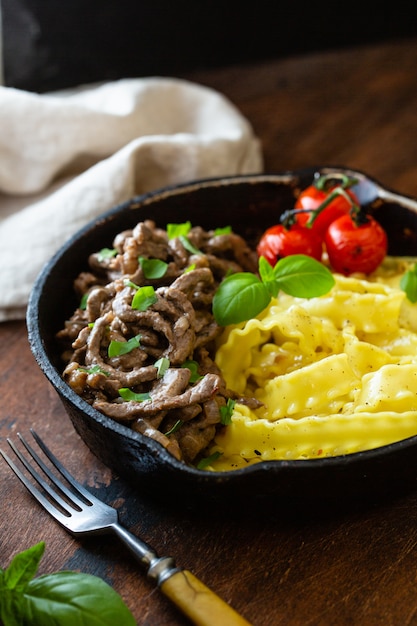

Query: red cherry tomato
left=295, top=185, right=359, bottom=237
left=257, top=224, right=323, bottom=266
left=324, top=214, right=388, bottom=275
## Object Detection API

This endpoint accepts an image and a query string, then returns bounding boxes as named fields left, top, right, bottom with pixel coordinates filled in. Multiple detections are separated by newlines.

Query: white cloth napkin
left=0, top=77, right=263, bottom=321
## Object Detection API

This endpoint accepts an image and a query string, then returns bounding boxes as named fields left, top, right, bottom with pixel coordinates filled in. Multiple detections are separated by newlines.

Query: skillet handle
left=160, top=569, right=253, bottom=626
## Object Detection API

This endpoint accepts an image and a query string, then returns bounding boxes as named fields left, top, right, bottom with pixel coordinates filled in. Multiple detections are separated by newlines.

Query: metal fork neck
left=111, top=522, right=180, bottom=584
left=111, top=521, right=155, bottom=565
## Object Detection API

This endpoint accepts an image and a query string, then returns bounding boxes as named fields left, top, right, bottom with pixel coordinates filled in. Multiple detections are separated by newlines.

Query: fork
left=1, top=430, right=252, bottom=626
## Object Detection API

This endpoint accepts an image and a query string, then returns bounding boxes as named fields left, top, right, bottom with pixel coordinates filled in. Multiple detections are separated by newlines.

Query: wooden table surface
left=3, top=38, right=417, bottom=625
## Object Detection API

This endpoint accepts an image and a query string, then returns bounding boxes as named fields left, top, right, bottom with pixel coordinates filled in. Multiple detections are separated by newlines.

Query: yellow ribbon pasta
left=210, top=258, right=417, bottom=470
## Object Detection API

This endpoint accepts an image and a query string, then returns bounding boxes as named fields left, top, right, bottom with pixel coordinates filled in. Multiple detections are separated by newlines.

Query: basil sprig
left=213, top=254, right=335, bottom=326
left=0, top=542, right=135, bottom=626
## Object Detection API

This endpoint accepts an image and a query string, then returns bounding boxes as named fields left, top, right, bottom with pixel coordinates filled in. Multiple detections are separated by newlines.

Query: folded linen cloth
left=0, top=77, right=263, bottom=321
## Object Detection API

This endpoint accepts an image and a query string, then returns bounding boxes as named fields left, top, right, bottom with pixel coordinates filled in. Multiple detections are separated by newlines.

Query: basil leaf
left=0, top=544, right=135, bottom=626
left=273, top=254, right=335, bottom=298
left=197, top=451, right=222, bottom=469
left=139, top=256, right=168, bottom=279
left=167, top=221, right=191, bottom=239
left=131, top=285, right=157, bottom=310
left=79, top=292, right=89, bottom=310
left=179, top=235, right=201, bottom=255
left=79, top=364, right=110, bottom=376
left=0, top=543, right=45, bottom=626
left=108, top=334, right=141, bottom=358
left=164, top=419, right=183, bottom=436
left=220, top=398, right=236, bottom=425
left=212, top=272, right=271, bottom=326
left=400, top=264, right=417, bottom=303
left=3, top=542, right=44, bottom=593
left=214, top=226, right=232, bottom=235
left=258, top=255, right=279, bottom=297
left=124, top=279, right=140, bottom=289
left=119, top=388, right=151, bottom=402
left=181, top=360, right=203, bottom=383
left=0, top=593, right=21, bottom=626
left=21, top=572, right=135, bottom=626
left=154, top=357, right=170, bottom=378
left=97, top=247, right=117, bottom=262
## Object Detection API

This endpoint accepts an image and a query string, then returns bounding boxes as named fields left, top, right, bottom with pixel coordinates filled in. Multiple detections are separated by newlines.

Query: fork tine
left=0, top=447, right=71, bottom=526
left=29, top=428, right=95, bottom=505
left=17, top=431, right=90, bottom=510
left=6, top=435, right=80, bottom=514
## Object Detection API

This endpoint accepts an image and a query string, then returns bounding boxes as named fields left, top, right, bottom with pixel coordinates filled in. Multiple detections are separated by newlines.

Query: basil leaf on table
left=22, top=572, right=135, bottom=626
left=0, top=542, right=135, bottom=626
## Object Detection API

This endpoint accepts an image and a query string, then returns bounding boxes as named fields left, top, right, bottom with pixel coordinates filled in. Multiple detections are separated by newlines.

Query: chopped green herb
left=97, top=247, right=117, bottom=262
left=197, top=450, right=223, bottom=469
left=213, top=254, right=335, bottom=326
left=167, top=221, right=192, bottom=239
left=154, top=357, right=170, bottom=378
left=139, top=256, right=168, bottom=279
left=131, top=285, right=157, bottom=310
left=219, top=398, right=236, bottom=425
left=400, top=263, right=417, bottom=303
left=108, top=334, right=141, bottom=358
left=124, top=279, right=140, bottom=290
left=80, top=292, right=89, bottom=310
left=184, top=263, right=196, bottom=273
left=181, top=360, right=203, bottom=383
left=166, top=221, right=201, bottom=255
left=214, top=226, right=232, bottom=235
left=164, top=419, right=183, bottom=436
left=179, top=235, right=202, bottom=255
left=79, top=364, right=110, bottom=377
left=118, top=388, right=151, bottom=402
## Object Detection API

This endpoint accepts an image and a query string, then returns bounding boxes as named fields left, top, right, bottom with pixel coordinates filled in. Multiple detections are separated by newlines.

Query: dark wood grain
left=3, top=38, right=417, bottom=625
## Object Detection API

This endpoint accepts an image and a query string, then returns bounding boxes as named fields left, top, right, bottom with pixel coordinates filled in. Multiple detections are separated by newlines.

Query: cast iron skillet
left=27, top=167, right=417, bottom=504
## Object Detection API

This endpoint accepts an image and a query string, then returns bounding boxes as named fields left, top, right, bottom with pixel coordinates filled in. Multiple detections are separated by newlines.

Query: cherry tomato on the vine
left=294, top=185, right=359, bottom=237
left=257, top=223, right=323, bottom=266
left=324, top=214, right=388, bottom=275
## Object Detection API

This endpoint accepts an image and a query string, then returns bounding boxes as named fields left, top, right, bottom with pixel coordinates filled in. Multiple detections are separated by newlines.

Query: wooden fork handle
left=160, top=569, right=252, bottom=625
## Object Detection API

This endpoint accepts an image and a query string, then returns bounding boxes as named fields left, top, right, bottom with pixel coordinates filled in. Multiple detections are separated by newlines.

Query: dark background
left=2, top=0, right=417, bottom=93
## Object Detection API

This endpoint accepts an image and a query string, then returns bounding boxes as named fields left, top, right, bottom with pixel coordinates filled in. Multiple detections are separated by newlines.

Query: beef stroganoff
left=57, top=220, right=260, bottom=466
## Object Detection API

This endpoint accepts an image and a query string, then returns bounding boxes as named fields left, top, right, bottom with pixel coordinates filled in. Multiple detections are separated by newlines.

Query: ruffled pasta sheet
left=212, top=270, right=417, bottom=468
